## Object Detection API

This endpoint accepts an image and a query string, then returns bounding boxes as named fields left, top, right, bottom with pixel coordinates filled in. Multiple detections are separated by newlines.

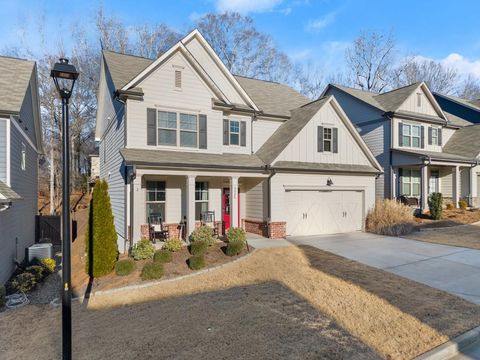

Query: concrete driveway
left=288, top=232, right=480, bottom=304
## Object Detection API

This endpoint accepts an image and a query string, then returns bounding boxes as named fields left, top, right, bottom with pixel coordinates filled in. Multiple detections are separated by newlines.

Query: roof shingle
left=0, top=56, right=35, bottom=113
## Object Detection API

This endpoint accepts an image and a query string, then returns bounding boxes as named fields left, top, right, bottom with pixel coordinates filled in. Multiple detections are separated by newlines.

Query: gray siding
left=359, top=120, right=391, bottom=199
left=99, top=64, right=127, bottom=252
left=0, top=124, right=38, bottom=284
left=0, top=119, right=6, bottom=182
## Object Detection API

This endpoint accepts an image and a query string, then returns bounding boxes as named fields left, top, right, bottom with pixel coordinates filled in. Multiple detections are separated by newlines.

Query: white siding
left=398, top=87, right=440, bottom=116
left=440, top=167, right=453, bottom=198
left=252, top=119, right=282, bottom=152
left=461, top=167, right=470, bottom=198
left=0, top=118, right=7, bottom=182
left=275, top=102, right=371, bottom=166
left=244, top=178, right=266, bottom=220
left=270, top=173, right=376, bottom=223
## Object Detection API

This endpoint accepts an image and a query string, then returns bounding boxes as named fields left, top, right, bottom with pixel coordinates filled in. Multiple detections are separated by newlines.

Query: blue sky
left=1, top=0, right=480, bottom=78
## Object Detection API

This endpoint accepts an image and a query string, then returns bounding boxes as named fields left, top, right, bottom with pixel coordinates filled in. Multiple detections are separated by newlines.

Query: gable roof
left=443, top=111, right=473, bottom=127
left=102, top=50, right=153, bottom=91
left=234, top=75, right=310, bottom=117
left=374, top=82, right=422, bottom=111
left=443, top=124, right=480, bottom=159
left=0, top=56, right=35, bottom=114
left=434, top=92, right=480, bottom=113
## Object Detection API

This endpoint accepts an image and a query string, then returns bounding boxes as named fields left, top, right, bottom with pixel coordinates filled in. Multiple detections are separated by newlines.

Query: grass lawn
left=414, top=208, right=480, bottom=229
left=1, top=246, right=480, bottom=359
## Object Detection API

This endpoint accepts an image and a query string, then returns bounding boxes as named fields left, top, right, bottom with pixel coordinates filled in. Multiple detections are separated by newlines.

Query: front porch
left=391, top=150, right=479, bottom=212
left=128, top=168, right=279, bottom=246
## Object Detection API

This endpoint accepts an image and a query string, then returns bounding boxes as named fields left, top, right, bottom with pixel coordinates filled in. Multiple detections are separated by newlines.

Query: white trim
left=5, top=118, right=11, bottom=186
left=10, top=116, right=39, bottom=153
left=284, top=185, right=367, bottom=192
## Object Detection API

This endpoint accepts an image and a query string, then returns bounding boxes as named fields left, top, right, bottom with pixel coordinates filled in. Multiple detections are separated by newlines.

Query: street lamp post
left=51, top=58, right=79, bottom=360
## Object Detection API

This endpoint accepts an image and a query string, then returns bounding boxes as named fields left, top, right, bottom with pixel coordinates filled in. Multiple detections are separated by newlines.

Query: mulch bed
left=413, top=208, right=480, bottom=229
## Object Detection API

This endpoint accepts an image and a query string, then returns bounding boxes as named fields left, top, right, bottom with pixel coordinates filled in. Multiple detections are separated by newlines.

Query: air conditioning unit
left=27, top=243, right=53, bottom=263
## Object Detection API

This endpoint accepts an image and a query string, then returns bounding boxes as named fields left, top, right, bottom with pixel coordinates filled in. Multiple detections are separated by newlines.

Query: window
left=146, top=181, right=166, bottom=221
left=195, top=182, right=209, bottom=220
left=429, top=170, right=439, bottom=194
left=21, top=143, right=26, bottom=171
left=402, top=123, right=421, bottom=148
left=180, top=113, right=198, bottom=147
left=175, top=70, right=182, bottom=89
left=416, top=93, right=422, bottom=107
left=158, top=111, right=177, bottom=146
left=323, top=127, right=332, bottom=152
left=431, top=127, right=439, bottom=145
left=401, top=169, right=420, bottom=196
left=229, top=120, right=240, bottom=145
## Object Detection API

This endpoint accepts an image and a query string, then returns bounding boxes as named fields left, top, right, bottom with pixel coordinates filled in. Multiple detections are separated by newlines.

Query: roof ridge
left=102, top=49, right=154, bottom=61
left=374, top=82, right=422, bottom=97
left=330, top=83, right=379, bottom=94
left=233, top=74, right=282, bottom=85
left=297, top=95, right=329, bottom=109
left=0, top=54, right=35, bottom=63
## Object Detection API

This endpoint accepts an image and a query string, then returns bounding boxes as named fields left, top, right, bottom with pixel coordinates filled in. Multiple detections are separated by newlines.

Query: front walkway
left=288, top=232, right=480, bottom=304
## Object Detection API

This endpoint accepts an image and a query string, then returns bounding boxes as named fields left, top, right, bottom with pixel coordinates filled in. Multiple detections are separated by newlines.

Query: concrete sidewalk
left=288, top=232, right=480, bottom=304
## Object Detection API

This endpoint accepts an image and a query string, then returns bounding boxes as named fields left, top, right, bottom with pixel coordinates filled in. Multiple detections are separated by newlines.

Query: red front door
left=222, top=187, right=240, bottom=231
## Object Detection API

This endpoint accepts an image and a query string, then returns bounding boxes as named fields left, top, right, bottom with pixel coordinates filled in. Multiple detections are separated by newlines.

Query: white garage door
left=286, top=190, right=364, bottom=236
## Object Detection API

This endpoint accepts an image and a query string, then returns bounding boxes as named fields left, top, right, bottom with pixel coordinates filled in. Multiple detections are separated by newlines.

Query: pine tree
left=85, top=180, right=118, bottom=277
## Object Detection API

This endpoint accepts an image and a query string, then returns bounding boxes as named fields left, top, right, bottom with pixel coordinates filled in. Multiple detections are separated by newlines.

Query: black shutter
left=240, top=121, right=246, bottom=147
left=438, top=128, right=443, bottom=146
left=223, top=119, right=229, bottom=145
left=421, top=126, right=425, bottom=148
left=317, top=126, right=324, bottom=152
left=398, top=168, right=403, bottom=196
left=332, top=127, right=338, bottom=153
left=147, top=108, right=157, bottom=145
left=428, top=127, right=432, bottom=145
left=199, top=114, right=207, bottom=149
left=398, top=122, right=403, bottom=147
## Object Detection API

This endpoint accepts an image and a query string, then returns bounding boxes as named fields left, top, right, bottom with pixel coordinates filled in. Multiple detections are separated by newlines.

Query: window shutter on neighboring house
left=317, top=126, right=324, bottom=152
left=332, top=127, right=338, bottom=153
left=223, top=119, right=229, bottom=145
left=428, top=127, right=432, bottom=145
left=147, top=108, right=157, bottom=145
left=240, top=121, right=246, bottom=147
left=398, top=123, right=403, bottom=146
left=199, top=114, right=207, bottom=149
left=421, top=126, right=425, bottom=148
left=438, top=128, right=443, bottom=146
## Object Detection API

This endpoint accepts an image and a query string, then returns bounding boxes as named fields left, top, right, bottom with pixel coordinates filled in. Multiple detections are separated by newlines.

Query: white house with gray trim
left=0, top=56, right=42, bottom=284
left=96, top=30, right=382, bottom=252
left=323, top=82, right=480, bottom=211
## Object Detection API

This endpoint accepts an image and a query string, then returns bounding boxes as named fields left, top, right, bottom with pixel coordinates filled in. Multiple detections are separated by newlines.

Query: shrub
left=428, top=192, right=443, bottom=220
left=40, top=258, right=56, bottom=273
left=459, top=199, right=468, bottom=210
left=226, top=227, right=246, bottom=244
left=0, top=285, right=5, bottom=307
left=26, top=266, right=46, bottom=282
left=190, top=240, right=208, bottom=255
left=226, top=239, right=245, bottom=256
left=188, top=255, right=205, bottom=270
left=85, top=180, right=118, bottom=277
left=153, top=249, right=172, bottom=263
left=115, top=259, right=136, bottom=276
left=163, top=238, right=183, bottom=252
left=366, top=199, right=415, bottom=236
left=131, top=239, right=155, bottom=261
left=141, top=262, right=164, bottom=281
left=446, top=203, right=454, bottom=210
left=190, top=226, right=215, bottom=246
left=10, top=272, right=37, bottom=293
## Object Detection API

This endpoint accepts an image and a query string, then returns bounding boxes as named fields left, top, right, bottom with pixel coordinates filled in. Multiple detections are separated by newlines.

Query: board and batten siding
left=0, top=125, right=38, bottom=284
left=126, top=51, right=252, bottom=155
left=244, top=178, right=266, bottom=221
left=398, top=87, right=439, bottom=117
left=269, top=173, right=376, bottom=223
left=0, top=118, right=7, bottom=182
left=252, top=119, right=282, bottom=152
left=275, top=102, right=371, bottom=166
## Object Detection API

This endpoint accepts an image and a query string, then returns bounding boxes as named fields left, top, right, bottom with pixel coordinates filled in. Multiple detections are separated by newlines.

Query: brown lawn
left=1, top=245, right=480, bottom=360
left=414, top=208, right=480, bottom=229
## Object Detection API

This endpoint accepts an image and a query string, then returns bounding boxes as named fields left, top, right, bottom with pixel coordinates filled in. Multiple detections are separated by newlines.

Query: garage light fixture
left=326, top=178, right=334, bottom=186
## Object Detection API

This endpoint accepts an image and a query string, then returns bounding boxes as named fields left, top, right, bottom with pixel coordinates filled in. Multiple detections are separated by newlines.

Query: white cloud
left=307, top=11, right=336, bottom=31
left=214, top=0, right=283, bottom=14
left=412, top=53, right=480, bottom=80
left=291, top=48, right=312, bottom=61
left=189, top=12, right=206, bottom=22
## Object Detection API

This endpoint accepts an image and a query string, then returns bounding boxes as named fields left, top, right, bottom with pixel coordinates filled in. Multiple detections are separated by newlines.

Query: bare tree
left=345, top=30, right=397, bottom=92
left=133, top=24, right=182, bottom=59
left=196, top=12, right=294, bottom=83
left=394, top=57, right=458, bottom=94
left=457, top=75, right=480, bottom=100
left=294, top=63, right=327, bottom=99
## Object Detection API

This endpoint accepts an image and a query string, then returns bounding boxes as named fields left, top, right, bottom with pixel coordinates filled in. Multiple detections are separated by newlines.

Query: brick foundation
left=268, top=221, right=286, bottom=239
left=140, top=223, right=183, bottom=240
left=243, top=219, right=269, bottom=237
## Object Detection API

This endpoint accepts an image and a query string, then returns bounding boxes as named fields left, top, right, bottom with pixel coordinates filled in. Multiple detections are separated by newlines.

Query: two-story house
left=96, top=30, right=382, bottom=252
left=323, top=82, right=480, bottom=211
left=0, top=56, right=42, bottom=284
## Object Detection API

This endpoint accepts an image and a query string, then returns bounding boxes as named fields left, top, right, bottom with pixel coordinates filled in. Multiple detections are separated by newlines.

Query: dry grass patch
left=366, top=199, right=415, bottom=236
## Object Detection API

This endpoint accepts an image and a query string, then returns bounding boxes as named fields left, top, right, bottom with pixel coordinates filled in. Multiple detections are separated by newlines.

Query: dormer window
left=175, top=70, right=182, bottom=89
left=416, top=93, right=422, bottom=107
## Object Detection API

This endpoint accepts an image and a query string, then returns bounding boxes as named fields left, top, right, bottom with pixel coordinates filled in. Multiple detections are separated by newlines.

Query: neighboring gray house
left=96, top=30, right=382, bottom=253
left=323, top=82, right=480, bottom=211
left=0, top=56, right=42, bottom=284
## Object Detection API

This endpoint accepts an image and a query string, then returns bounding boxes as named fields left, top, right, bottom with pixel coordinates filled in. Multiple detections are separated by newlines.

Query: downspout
left=265, top=164, right=275, bottom=236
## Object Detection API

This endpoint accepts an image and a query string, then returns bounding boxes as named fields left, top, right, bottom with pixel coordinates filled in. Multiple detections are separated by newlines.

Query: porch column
left=185, top=175, right=196, bottom=239
left=452, top=166, right=460, bottom=208
left=230, top=176, right=239, bottom=228
left=469, top=166, right=476, bottom=207
left=391, top=167, right=397, bottom=199
left=421, top=165, right=428, bottom=212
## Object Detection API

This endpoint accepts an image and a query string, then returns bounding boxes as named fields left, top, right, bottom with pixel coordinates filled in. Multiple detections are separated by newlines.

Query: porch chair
left=201, top=211, right=219, bottom=238
left=398, top=195, right=419, bottom=207
left=148, top=214, right=169, bottom=243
